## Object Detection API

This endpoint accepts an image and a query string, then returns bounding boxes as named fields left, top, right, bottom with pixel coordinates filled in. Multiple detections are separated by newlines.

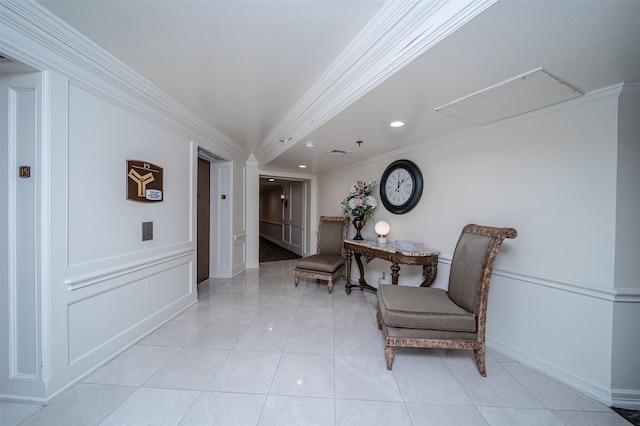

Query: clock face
left=380, top=160, right=423, bottom=214
left=384, top=168, right=414, bottom=206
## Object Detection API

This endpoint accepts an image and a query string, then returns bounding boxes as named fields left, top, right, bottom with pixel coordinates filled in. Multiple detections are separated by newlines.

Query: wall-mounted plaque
left=127, top=160, right=163, bottom=202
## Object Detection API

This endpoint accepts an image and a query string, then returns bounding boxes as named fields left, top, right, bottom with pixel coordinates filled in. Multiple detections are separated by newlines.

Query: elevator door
left=197, top=157, right=210, bottom=283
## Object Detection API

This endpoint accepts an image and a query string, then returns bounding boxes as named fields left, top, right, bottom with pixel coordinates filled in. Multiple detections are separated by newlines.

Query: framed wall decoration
left=127, top=160, right=163, bottom=202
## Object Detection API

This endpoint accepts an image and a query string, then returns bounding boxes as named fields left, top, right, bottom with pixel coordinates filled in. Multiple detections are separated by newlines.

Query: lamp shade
left=375, top=221, right=390, bottom=236
left=375, top=221, right=390, bottom=244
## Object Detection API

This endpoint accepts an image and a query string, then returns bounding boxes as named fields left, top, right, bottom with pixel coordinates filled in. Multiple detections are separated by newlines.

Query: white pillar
left=245, top=154, right=260, bottom=269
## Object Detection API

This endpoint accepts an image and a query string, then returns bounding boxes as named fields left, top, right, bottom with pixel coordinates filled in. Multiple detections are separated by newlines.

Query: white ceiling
left=37, top=0, right=640, bottom=176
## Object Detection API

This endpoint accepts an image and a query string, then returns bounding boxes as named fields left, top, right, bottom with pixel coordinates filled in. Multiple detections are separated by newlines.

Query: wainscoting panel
left=146, top=262, right=192, bottom=313
left=67, top=256, right=194, bottom=364
left=68, top=278, right=147, bottom=363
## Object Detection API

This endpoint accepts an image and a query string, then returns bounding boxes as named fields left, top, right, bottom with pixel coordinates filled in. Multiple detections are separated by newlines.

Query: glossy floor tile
left=3, top=259, right=631, bottom=425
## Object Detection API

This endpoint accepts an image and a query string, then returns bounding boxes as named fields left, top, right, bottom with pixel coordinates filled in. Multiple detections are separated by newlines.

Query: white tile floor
left=2, top=260, right=630, bottom=425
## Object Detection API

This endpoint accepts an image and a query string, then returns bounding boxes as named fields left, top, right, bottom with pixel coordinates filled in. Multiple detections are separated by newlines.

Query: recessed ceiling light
left=298, top=165, right=307, bottom=168
left=268, top=178, right=275, bottom=182
left=305, top=141, right=316, bottom=149
left=390, top=120, right=405, bottom=128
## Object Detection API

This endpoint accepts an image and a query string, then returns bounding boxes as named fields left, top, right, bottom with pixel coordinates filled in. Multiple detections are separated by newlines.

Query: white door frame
left=1, top=67, right=46, bottom=400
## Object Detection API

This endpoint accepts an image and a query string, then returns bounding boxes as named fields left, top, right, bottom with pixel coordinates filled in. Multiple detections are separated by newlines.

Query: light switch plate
left=142, top=222, right=153, bottom=241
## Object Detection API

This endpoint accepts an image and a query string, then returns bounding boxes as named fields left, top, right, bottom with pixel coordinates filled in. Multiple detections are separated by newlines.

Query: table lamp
left=375, top=221, right=390, bottom=244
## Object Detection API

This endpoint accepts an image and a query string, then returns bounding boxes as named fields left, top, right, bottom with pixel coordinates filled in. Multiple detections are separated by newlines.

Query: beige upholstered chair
left=376, top=224, right=517, bottom=376
left=294, top=216, right=349, bottom=293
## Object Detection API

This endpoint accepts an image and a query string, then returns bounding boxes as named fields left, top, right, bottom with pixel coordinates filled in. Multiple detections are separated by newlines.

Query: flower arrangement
left=340, top=180, right=378, bottom=223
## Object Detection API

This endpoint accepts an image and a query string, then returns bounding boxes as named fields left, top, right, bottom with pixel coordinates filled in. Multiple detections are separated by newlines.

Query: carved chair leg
left=327, top=281, right=334, bottom=293
left=385, top=345, right=395, bottom=370
left=294, top=274, right=299, bottom=287
left=474, top=347, right=487, bottom=377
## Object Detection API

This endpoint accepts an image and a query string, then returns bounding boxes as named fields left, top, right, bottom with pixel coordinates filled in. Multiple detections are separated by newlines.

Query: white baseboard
left=611, top=389, right=640, bottom=410
left=487, top=338, right=639, bottom=409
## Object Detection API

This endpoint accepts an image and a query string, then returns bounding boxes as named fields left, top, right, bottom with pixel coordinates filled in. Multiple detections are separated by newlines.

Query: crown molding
left=255, top=0, right=497, bottom=166
left=0, top=0, right=249, bottom=162
left=620, top=82, right=640, bottom=99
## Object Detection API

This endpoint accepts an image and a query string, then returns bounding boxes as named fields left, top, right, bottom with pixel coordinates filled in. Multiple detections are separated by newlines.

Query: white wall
left=43, top=73, right=199, bottom=402
left=64, top=80, right=196, bottom=353
left=1, top=1, right=248, bottom=402
left=611, top=86, right=640, bottom=405
left=317, top=86, right=639, bottom=407
left=231, top=160, right=246, bottom=276
left=209, top=160, right=236, bottom=278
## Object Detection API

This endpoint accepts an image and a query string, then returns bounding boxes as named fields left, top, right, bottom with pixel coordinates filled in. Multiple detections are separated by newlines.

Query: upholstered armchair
left=294, top=216, right=349, bottom=293
left=376, top=224, right=517, bottom=376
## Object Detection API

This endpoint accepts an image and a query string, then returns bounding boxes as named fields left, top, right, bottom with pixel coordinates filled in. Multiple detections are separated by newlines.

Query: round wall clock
left=380, top=159, right=423, bottom=214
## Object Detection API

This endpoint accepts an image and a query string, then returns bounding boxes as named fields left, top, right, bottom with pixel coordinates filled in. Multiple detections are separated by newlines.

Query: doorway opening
left=258, top=175, right=310, bottom=261
left=196, top=157, right=210, bottom=283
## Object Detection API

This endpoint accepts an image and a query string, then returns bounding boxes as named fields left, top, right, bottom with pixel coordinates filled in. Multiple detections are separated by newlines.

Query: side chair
left=294, top=216, right=349, bottom=293
left=376, top=224, right=517, bottom=376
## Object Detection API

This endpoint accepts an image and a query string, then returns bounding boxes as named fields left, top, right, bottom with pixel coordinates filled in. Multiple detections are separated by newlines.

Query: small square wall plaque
left=19, top=166, right=31, bottom=178
left=127, top=160, right=163, bottom=202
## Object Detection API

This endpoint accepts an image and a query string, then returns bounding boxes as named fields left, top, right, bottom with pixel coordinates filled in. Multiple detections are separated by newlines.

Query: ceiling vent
left=326, top=149, right=351, bottom=156
left=435, top=68, right=582, bottom=125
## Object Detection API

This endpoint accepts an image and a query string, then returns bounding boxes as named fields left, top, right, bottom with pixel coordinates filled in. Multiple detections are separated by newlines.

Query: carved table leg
left=353, top=252, right=377, bottom=292
left=390, top=263, right=400, bottom=285
left=420, top=262, right=438, bottom=287
left=345, top=250, right=353, bottom=295
left=354, top=252, right=365, bottom=289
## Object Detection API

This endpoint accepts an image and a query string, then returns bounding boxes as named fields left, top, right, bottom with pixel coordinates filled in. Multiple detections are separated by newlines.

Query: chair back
left=448, top=224, right=517, bottom=315
left=317, top=216, right=348, bottom=256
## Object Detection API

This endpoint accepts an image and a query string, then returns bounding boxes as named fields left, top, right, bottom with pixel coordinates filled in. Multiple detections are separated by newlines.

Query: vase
left=352, top=217, right=365, bottom=240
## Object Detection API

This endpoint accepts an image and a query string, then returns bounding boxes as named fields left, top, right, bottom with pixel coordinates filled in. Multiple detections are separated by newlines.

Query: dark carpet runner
left=259, top=237, right=301, bottom=262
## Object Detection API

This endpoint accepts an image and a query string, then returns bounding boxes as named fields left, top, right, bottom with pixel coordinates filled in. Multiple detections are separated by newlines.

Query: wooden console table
left=344, top=239, right=439, bottom=294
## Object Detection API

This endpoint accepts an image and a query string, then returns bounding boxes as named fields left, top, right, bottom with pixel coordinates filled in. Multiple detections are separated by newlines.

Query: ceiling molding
left=254, top=0, right=497, bottom=167
left=620, top=82, right=640, bottom=99
left=1, top=0, right=249, bottom=162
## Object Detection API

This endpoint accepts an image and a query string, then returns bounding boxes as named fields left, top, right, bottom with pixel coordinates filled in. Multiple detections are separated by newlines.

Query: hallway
left=2, top=260, right=628, bottom=425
